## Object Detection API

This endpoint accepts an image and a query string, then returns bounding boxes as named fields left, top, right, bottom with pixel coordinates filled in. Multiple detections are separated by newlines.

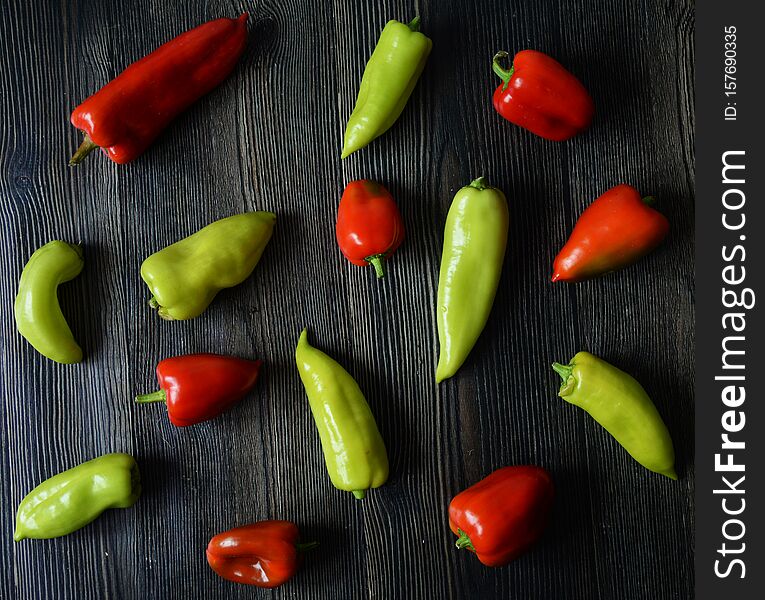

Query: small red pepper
left=206, top=521, right=318, bottom=588
left=69, top=14, right=248, bottom=165
left=335, top=180, right=405, bottom=278
left=491, top=50, right=594, bottom=141
left=449, top=466, right=554, bottom=567
left=135, top=354, right=261, bottom=426
left=552, top=184, right=670, bottom=282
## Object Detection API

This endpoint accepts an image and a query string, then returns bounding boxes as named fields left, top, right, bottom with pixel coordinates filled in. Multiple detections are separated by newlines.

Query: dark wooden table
left=0, top=1, right=695, bottom=598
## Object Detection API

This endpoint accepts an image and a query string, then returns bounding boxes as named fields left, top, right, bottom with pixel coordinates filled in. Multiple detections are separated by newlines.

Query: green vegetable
left=341, top=17, right=432, bottom=158
left=552, top=351, right=677, bottom=479
left=14, top=240, right=84, bottom=364
left=140, top=212, right=275, bottom=320
left=14, top=453, right=141, bottom=541
left=436, top=177, right=509, bottom=382
left=295, top=329, right=388, bottom=499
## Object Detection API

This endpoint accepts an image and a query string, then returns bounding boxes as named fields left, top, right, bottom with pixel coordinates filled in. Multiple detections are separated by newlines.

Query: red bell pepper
left=135, top=354, right=261, bottom=426
left=335, top=180, right=405, bottom=278
left=206, top=521, right=317, bottom=588
left=69, top=14, right=248, bottom=165
left=449, top=466, right=554, bottom=567
left=552, top=184, right=670, bottom=282
left=491, top=50, right=594, bottom=141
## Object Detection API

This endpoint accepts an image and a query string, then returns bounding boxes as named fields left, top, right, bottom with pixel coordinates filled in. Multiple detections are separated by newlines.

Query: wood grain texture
left=0, top=0, right=694, bottom=598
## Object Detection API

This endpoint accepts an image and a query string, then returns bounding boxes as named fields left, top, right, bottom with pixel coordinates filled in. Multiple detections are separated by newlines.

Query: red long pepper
left=206, top=521, right=318, bottom=588
left=69, top=14, right=248, bottom=165
left=135, top=354, right=261, bottom=426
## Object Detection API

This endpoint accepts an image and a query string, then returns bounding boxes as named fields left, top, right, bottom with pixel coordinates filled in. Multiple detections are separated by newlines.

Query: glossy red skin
left=335, top=180, right=405, bottom=267
left=552, top=184, right=670, bottom=282
left=156, top=354, right=261, bottom=426
left=70, top=14, right=248, bottom=164
left=206, top=521, right=302, bottom=588
left=493, top=50, right=594, bottom=141
left=449, top=466, right=554, bottom=567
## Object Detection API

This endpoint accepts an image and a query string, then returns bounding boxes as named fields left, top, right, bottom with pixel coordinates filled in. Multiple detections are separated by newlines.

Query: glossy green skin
left=436, top=179, right=509, bottom=382
left=295, top=329, right=389, bottom=499
left=14, top=240, right=84, bottom=364
left=141, top=212, right=275, bottom=320
left=14, top=453, right=141, bottom=541
left=553, top=352, right=677, bottom=479
left=341, top=18, right=432, bottom=158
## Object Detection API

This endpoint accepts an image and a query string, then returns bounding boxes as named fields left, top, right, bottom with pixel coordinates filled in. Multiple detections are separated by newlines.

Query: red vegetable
left=135, top=354, right=261, bottom=426
left=69, top=14, right=248, bottom=165
left=335, top=180, right=405, bottom=278
left=491, top=50, right=594, bottom=141
left=552, top=184, right=670, bottom=282
left=206, top=521, right=317, bottom=588
left=449, top=466, right=554, bottom=567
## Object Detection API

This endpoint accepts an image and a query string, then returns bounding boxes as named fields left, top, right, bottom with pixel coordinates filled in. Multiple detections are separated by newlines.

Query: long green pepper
left=552, top=351, right=677, bottom=479
left=341, top=17, right=432, bottom=158
left=295, top=329, right=388, bottom=499
left=15, top=453, right=141, bottom=541
left=436, top=177, right=509, bottom=382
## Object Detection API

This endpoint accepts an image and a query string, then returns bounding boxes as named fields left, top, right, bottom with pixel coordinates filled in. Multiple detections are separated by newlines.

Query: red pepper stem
left=366, top=255, right=386, bottom=278
left=295, top=541, right=320, bottom=553
left=135, top=390, right=167, bottom=404
left=552, top=362, right=573, bottom=382
left=352, top=490, right=366, bottom=500
left=455, top=529, right=475, bottom=551
left=492, top=51, right=514, bottom=91
left=469, top=176, right=489, bottom=191
left=642, top=195, right=657, bottom=206
left=407, top=16, right=421, bottom=32
left=69, top=134, right=99, bottom=166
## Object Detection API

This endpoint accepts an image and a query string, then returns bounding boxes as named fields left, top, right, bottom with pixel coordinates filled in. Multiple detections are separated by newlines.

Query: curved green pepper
left=14, top=453, right=141, bottom=541
left=552, top=351, right=677, bottom=480
left=140, top=212, right=275, bottom=320
left=14, top=240, right=84, bottom=364
left=341, top=17, right=432, bottom=158
left=436, top=177, right=509, bottom=382
left=295, top=329, right=388, bottom=499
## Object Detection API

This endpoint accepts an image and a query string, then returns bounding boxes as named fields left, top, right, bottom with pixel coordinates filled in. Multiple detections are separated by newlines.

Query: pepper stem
left=469, top=176, right=489, bottom=191
left=642, top=195, right=656, bottom=206
left=455, top=529, right=475, bottom=551
left=352, top=490, right=366, bottom=500
left=295, top=541, right=320, bottom=552
left=407, top=16, right=421, bottom=32
left=492, top=51, right=514, bottom=91
left=135, top=390, right=167, bottom=404
left=69, top=134, right=99, bottom=166
left=366, top=255, right=386, bottom=278
left=551, top=362, right=573, bottom=382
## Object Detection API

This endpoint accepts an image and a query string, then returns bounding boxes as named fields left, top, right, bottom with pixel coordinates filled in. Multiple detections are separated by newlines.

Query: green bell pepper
left=295, top=329, right=388, bottom=499
left=14, top=240, right=84, bottom=364
left=14, top=453, right=141, bottom=541
left=140, top=212, right=275, bottom=320
left=436, top=177, right=509, bottom=382
left=552, top=351, right=677, bottom=479
left=341, top=17, right=432, bottom=158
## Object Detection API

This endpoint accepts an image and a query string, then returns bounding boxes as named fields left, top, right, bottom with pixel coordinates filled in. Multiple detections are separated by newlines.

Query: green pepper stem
left=295, top=541, right=320, bottom=552
left=469, top=176, right=489, bottom=191
left=455, top=529, right=474, bottom=551
left=366, top=255, right=386, bottom=278
left=148, top=297, right=160, bottom=309
left=551, top=362, right=573, bottom=382
left=407, top=16, right=421, bottom=32
left=69, top=134, right=99, bottom=166
left=135, top=390, right=167, bottom=404
left=352, top=490, right=366, bottom=500
left=642, top=195, right=657, bottom=206
left=492, top=51, right=514, bottom=92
